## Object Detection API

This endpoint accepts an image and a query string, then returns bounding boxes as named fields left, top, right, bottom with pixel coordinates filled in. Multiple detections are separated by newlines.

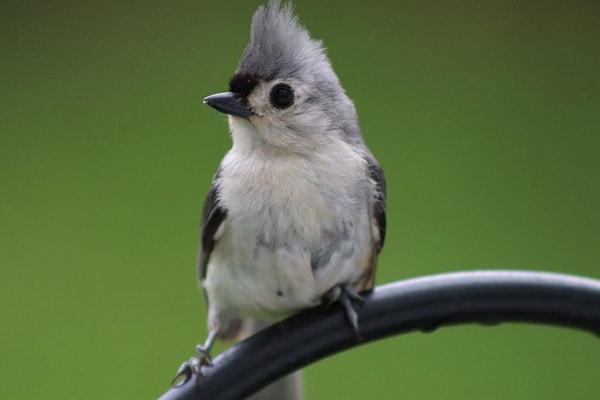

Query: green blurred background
left=1, top=0, right=599, bottom=398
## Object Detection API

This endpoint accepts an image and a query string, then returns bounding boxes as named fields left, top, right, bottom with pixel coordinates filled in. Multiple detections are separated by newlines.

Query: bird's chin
left=230, top=112, right=262, bottom=127
left=227, top=114, right=247, bottom=126
left=229, top=115, right=257, bottom=135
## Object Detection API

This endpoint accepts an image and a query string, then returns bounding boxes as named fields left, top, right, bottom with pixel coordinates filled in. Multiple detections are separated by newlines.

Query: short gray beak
left=203, top=92, right=253, bottom=118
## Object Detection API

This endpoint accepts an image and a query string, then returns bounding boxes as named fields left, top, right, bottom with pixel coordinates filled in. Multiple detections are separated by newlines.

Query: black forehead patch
left=229, top=71, right=261, bottom=98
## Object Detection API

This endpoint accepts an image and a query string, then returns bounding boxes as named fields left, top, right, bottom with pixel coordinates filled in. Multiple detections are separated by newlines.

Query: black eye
left=270, top=83, right=295, bottom=109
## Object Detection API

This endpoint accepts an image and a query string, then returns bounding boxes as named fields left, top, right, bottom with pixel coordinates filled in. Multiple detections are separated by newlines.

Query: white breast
left=204, top=131, right=374, bottom=322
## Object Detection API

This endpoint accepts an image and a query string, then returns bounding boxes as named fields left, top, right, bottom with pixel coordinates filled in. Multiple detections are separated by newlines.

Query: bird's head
left=204, top=0, right=362, bottom=154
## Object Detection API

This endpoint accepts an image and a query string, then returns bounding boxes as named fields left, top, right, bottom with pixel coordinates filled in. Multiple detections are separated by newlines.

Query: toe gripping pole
left=159, top=270, right=600, bottom=400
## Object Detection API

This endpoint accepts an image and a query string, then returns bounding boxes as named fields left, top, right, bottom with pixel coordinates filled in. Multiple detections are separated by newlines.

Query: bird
left=186, top=0, right=386, bottom=398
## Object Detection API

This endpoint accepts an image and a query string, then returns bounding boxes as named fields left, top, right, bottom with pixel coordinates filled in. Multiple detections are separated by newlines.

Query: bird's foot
left=324, top=284, right=365, bottom=339
left=171, top=357, right=201, bottom=387
left=170, top=330, right=218, bottom=387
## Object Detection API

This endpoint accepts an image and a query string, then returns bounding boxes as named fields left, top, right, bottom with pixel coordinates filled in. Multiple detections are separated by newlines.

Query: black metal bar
left=158, top=270, right=600, bottom=400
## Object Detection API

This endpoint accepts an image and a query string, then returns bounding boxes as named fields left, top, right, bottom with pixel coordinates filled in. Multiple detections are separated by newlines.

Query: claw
left=170, top=329, right=220, bottom=388
left=323, top=284, right=365, bottom=339
left=338, top=284, right=364, bottom=339
left=171, top=357, right=200, bottom=387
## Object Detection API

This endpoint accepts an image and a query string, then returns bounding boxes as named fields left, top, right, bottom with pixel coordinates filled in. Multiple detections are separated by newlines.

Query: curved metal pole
left=159, top=270, right=600, bottom=400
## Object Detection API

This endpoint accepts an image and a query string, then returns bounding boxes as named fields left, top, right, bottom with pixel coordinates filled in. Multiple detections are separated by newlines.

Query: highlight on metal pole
left=158, top=270, right=600, bottom=400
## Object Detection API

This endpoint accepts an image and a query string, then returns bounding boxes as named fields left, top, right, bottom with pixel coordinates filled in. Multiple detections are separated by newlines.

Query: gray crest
left=237, top=0, right=338, bottom=85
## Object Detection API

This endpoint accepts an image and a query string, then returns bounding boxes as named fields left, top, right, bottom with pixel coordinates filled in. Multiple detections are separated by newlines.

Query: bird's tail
left=238, top=318, right=304, bottom=400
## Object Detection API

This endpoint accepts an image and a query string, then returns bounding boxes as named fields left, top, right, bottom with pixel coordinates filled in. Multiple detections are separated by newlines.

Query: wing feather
left=367, top=156, right=386, bottom=252
left=198, top=169, right=228, bottom=285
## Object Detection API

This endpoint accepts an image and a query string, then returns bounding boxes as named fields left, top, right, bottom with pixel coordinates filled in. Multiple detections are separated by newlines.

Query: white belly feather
left=204, top=139, right=374, bottom=323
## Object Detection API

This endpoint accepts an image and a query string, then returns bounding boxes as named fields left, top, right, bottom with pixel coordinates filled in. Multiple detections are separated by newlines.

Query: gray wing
left=355, top=153, right=386, bottom=291
left=367, top=155, right=386, bottom=252
left=198, top=169, right=228, bottom=284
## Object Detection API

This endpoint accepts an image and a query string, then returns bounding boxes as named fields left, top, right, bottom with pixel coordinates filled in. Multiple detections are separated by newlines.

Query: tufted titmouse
left=190, top=0, right=386, bottom=398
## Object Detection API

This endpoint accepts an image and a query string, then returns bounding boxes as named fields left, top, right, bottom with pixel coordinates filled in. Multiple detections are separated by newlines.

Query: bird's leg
left=324, top=284, right=365, bottom=339
left=171, top=329, right=219, bottom=387
left=196, top=329, right=218, bottom=366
